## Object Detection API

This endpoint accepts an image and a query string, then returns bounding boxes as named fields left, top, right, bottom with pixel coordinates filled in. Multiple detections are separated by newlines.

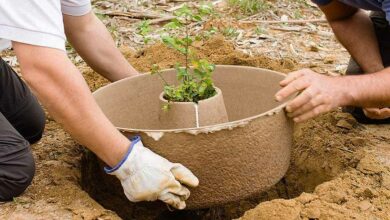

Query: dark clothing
left=0, top=57, right=45, bottom=201
left=343, top=11, right=390, bottom=124
left=312, top=0, right=390, bottom=23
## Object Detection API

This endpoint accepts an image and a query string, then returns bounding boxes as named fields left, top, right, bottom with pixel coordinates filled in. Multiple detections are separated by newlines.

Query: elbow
left=19, top=61, right=50, bottom=88
left=13, top=43, right=68, bottom=87
left=327, top=9, right=361, bottom=23
left=64, top=12, right=96, bottom=38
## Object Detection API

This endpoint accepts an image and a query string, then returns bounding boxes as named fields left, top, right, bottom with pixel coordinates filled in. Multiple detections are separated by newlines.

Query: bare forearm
left=64, top=12, right=139, bottom=82
left=343, top=68, right=390, bottom=107
left=328, top=10, right=383, bottom=73
left=13, top=42, right=129, bottom=166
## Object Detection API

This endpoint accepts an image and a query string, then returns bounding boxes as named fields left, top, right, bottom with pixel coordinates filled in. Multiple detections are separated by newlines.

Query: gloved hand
left=104, top=136, right=199, bottom=209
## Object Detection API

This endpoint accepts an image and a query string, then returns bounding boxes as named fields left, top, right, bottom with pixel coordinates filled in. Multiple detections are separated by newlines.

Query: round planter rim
left=93, top=65, right=290, bottom=133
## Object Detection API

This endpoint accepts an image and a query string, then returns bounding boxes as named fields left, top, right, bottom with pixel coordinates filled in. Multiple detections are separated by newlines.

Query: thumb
left=171, top=163, right=199, bottom=187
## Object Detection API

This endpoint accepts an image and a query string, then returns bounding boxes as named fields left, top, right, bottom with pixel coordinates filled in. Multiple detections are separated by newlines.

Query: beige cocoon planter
left=88, top=65, right=293, bottom=209
left=158, top=87, right=229, bottom=129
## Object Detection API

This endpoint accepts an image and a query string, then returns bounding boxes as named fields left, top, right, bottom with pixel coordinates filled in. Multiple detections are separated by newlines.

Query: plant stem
left=185, top=15, right=189, bottom=83
left=156, top=71, right=170, bottom=86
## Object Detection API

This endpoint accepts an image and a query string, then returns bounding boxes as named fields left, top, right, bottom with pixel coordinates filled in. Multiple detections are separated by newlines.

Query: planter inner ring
left=90, top=65, right=293, bottom=209
left=158, top=87, right=229, bottom=129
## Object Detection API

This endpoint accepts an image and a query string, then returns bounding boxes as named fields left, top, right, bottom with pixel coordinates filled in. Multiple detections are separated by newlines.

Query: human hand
left=363, top=107, right=390, bottom=119
left=275, top=69, right=352, bottom=122
left=105, top=136, right=199, bottom=209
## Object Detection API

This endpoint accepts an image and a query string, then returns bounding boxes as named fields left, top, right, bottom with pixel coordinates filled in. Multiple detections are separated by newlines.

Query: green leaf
left=137, top=20, right=152, bottom=36
left=183, top=36, right=193, bottom=45
left=175, top=65, right=188, bottom=81
left=162, top=36, right=186, bottom=54
left=175, top=4, right=192, bottom=17
left=151, top=64, right=160, bottom=75
left=198, top=4, right=213, bottom=15
left=162, top=103, right=170, bottom=111
left=164, top=18, right=183, bottom=29
left=192, top=15, right=202, bottom=21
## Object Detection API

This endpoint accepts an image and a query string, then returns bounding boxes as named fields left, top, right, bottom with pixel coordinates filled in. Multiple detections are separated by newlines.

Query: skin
left=63, top=12, right=139, bottom=81
left=12, top=12, right=139, bottom=167
left=275, top=0, right=390, bottom=122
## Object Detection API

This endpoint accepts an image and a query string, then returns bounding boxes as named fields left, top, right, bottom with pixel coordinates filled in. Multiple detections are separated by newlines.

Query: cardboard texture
left=158, top=87, right=229, bottom=129
left=90, top=65, right=293, bottom=209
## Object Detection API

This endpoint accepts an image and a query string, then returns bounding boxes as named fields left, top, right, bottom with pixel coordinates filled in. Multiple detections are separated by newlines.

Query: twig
left=165, top=3, right=186, bottom=12
left=337, top=147, right=354, bottom=153
left=102, top=11, right=162, bottom=19
left=102, top=11, right=176, bottom=24
left=239, top=18, right=327, bottom=24
left=148, top=16, right=176, bottom=24
left=271, top=26, right=303, bottom=32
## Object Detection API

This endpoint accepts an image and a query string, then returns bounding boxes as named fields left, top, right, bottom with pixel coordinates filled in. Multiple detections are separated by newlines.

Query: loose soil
left=1, top=37, right=390, bottom=220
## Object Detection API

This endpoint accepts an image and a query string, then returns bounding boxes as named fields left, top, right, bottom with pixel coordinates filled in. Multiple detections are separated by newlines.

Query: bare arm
left=63, top=12, right=139, bottom=82
left=13, top=42, right=130, bottom=166
left=320, top=1, right=384, bottom=73
left=347, top=68, right=390, bottom=107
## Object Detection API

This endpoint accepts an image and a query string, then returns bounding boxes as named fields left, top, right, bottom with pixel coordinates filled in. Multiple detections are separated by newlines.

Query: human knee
left=27, top=110, right=45, bottom=144
left=16, top=97, right=46, bottom=144
left=0, top=142, right=35, bottom=201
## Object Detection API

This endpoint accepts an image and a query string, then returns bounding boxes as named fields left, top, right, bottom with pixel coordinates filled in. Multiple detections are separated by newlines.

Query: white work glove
left=104, top=136, right=199, bottom=209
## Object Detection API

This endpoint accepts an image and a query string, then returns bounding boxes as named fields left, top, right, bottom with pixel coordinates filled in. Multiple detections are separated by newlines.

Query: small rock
left=356, top=188, right=376, bottom=199
left=358, top=200, right=372, bottom=211
left=324, top=56, right=336, bottom=64
left=296, top=192, right=318, bottom=204
left=350, top=137, right=365, bottom=147
left=336, top=119, right=353, bottom=130
left=334, top=112, right=357, bottom=124
left=305, top=207, right=321, bottom=219
left=329, top=191, right=347, bottom=204
left=381, top=173, right=390, bottom=190
left=280, top=199, right=299, bottom=207
left=357, top=156, right=384, bottom=174
left=47, top=197, right=57, bottom=203
left=382, top=189, right=390, bottom=199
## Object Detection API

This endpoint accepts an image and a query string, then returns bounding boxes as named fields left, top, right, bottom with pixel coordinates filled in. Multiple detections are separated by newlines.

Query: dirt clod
left=336, top=119, right=354, bottom=130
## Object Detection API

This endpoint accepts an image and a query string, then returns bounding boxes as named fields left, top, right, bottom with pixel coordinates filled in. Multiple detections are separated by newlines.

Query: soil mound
left=124, top=35, right=297, bottom=73
left=83, top=35, right=297, bottom=92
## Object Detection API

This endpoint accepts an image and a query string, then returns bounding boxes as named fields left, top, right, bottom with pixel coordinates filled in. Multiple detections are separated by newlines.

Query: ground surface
left=1, top=0, right=390, bottom=219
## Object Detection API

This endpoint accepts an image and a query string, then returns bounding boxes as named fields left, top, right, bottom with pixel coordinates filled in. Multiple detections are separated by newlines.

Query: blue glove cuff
left=104, top=136, right=141, bottom=174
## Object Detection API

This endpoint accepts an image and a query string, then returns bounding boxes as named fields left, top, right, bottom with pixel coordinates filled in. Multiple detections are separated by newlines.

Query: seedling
left=222, top=27, right=239, bottom=38
left=227, top=0, right=269, bottom=15
left=255, top=26, right=267, bottom=35
left=151, top=4, right=217, bottom=109
left=136, top=20, right=152, bottom=45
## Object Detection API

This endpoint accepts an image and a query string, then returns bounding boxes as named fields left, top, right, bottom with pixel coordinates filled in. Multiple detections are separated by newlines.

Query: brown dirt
left=124, top=35, right=298, bottom=74
left=0, top=120, right=120, bottom=220
left=240, top=114, right=390, bottom=220
left=1, top=36, right=390, bottom=220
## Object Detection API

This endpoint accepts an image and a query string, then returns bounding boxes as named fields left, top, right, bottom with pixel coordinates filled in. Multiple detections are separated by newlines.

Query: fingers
left=158, top=192, right=186, bottom=210
left=363, top=108, right=390, bottom=119
left=293, top=104, right=331, bottom=122
left=159, top=183, right=191, bottom=210
left=377, top=108, right=390, bottom=119
left=363, top=108, right=381, bottom=119
left=287, top=93, right=324, bottom=118
left=275, top=76, right=310, bottom=102
left=171, top=163, right=199, bottom=187
left=166, top=182, right=191, bottom=200
left=285, top=87, right=318, bottom=113
left=279, top=70, right=306, bottom=87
